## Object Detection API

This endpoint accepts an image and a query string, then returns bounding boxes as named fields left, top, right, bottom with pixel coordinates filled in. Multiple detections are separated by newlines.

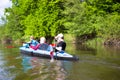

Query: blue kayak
left=19, top=47, right=79, bottom=61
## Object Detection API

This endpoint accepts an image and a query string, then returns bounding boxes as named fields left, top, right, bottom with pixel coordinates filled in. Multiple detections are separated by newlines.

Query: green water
left=0, top=43, right=120, bottom=80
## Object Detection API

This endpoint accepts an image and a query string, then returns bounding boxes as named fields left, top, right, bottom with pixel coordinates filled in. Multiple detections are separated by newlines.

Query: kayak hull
left=20, top=47, right=79, bottom=61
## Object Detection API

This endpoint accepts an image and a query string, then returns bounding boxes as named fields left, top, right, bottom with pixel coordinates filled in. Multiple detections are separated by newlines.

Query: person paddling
left=54, top=33, right=66, bottom=52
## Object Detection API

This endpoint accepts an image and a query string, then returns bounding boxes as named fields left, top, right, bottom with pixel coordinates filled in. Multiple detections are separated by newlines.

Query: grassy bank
left=64, top=34, right=76, bottom=43
left=64, top=34, right=104, bottom=45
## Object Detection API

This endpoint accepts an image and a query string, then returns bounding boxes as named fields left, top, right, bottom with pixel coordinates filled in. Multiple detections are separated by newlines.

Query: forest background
left=0, top=0, right=120, bottom=45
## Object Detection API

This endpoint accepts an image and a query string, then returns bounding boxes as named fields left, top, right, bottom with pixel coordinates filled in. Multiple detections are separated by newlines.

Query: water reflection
left=67, top=43, right=97, bottom=55
left=21, top=56, right=33, bottom=72
left=0, top=51, right=15, bottom=80
left=21, top=55, right=69, bottom=80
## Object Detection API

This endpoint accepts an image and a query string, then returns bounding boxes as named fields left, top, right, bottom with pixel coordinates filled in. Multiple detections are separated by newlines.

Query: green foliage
left=63, top=0, right=97, bottom=37
left=4, top=1, right=25, bottom=40
left=22, top=0, right=64, bottom=37
left=63, top=0, right=120, bottom=39
left=102, top=14, right=120, bottom=38
left=1, top=0, right=120, bottom=42
left=2, top=0, right=65, bottom=41
left=0, top=25, right=5, bottom=38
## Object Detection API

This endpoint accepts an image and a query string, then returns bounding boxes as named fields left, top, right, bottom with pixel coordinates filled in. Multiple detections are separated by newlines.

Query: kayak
left=19, top=47, right=79, bottom=61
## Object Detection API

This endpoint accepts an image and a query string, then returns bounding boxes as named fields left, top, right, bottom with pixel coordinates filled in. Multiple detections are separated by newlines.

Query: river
left=0, top=43, right=120, bottom=80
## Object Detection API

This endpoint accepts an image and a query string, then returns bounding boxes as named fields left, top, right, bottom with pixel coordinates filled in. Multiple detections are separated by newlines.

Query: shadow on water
left=75, top=43, right=97, bottom=55
left=66, top=43, right=97, bottom=56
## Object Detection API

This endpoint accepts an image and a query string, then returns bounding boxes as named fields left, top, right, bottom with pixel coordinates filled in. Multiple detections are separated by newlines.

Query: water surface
left=0, top=43, right=120, bottom=80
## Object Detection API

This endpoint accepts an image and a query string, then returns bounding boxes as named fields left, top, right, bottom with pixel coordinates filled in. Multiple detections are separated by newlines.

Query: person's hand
left=56, top=47, right=62, bottom=51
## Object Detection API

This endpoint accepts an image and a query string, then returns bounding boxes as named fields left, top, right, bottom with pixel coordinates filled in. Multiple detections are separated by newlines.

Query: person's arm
left=30, top=44, right=40, bottom=50
left=56, top=42, right=66, bottom=51
left=55, top=42, right=62, bottom=51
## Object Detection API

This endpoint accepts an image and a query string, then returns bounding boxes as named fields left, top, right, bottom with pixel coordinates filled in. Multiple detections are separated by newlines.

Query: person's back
left=38, top=37, right=53, bottom=51
left=38, top=43, right=49, bottom=50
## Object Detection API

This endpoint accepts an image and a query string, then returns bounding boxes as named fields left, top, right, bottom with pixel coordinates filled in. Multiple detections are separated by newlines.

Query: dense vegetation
left=64, top=0, right=120, bottom=38
left=1, top=0, right=65, bottom=42
left=0, top=0, right=120, bottom=44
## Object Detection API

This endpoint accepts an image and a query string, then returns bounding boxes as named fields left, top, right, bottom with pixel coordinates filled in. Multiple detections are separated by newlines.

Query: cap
left=57, top=33, right=63, bottom=38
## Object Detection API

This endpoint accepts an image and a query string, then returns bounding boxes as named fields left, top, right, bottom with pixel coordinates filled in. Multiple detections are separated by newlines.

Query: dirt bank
left=104, top=38, right=120, bottom=46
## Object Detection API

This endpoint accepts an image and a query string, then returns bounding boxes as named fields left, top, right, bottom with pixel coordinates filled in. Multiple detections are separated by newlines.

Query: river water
left=0, top=43, right=120, bottom=80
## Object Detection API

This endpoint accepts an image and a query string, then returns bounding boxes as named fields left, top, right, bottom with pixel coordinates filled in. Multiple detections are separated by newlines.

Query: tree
left=22, top=0, right=65, bottom=37
left=63, top=0, right=120, bottom=40
left=4, top=0, right=66, bottom=42
left=4, top=0, right=25, bottom=40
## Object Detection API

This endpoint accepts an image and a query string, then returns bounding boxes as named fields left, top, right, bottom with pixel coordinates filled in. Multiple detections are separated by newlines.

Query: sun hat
left=57, top=33, right=63, bottom=38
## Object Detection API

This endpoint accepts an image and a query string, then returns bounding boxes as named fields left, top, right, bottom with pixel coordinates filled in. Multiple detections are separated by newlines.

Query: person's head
left=40, top=37, right=46, bottom=44
left=55, top=33, right=64, bottom=40
left=55, top=33, right=64, bottom=43
left=57, top=37, right=64, bottom=43
left=30, top=36, right=34, bottom=41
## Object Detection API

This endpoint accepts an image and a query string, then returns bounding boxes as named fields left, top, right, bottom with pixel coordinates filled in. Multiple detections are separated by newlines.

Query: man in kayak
left=38, top=37, right=53, bottom=51
left=55, top=33, right=66, bottom=52
left=29, top=37, right=51, bottom=50
left=30, top=37, right=54, bottom=62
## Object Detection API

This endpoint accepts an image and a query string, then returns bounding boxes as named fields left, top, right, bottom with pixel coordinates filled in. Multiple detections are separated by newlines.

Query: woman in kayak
left=54, top=33, right=66, bottom=52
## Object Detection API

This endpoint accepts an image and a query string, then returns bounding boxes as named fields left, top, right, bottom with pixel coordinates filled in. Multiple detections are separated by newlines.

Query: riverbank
left=65, top=34, right=120, bottom=48
left=1, top=34, right=120, bottom=48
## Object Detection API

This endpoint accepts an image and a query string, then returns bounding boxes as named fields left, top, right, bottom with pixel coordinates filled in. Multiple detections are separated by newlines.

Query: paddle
left=50, top=38, right=56, bottom=62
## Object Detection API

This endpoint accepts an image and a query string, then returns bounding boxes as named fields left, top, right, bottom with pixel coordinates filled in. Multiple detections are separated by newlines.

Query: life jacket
left=30, top=40, right=39, bottom=46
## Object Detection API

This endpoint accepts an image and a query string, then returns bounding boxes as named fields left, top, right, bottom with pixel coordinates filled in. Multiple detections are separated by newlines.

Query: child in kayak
left=23, top=36, right=39, bottom=48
